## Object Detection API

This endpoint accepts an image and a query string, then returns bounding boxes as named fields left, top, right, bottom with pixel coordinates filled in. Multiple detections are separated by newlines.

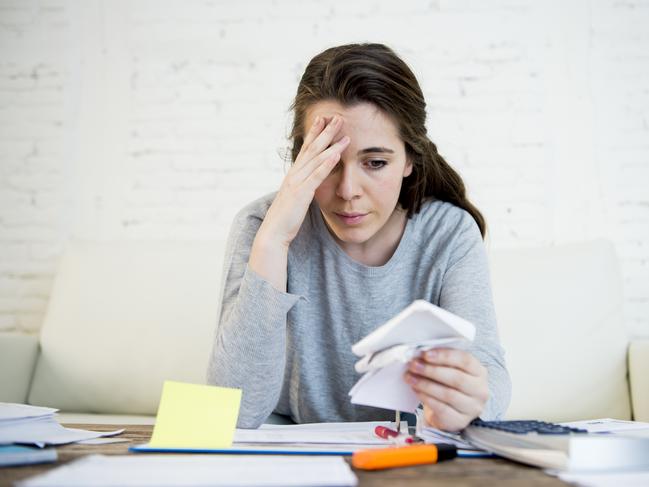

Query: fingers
left=421, top=398, right=470, bottom=432
left=404, top=366, right=488, bottom=431
left=295, top=115, right=345, bottom=168
left=300, top=115, right=324, bottom=156
left=406, top=358, right=487, bottom=398
left=295, top=134, right=350, bottom=182
left=422, top=349, right=486, bottom=378
left=406, top=372, right=482, bottom=417
left=403, top=349, right=489, bottom=431
left=302, top=143, right=345, bottom=190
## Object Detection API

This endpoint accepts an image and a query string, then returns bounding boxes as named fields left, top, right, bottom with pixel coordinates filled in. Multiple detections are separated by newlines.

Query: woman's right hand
left=248, top=115, right=350, bottom=291
left=262, top=115, right=350, bottom=247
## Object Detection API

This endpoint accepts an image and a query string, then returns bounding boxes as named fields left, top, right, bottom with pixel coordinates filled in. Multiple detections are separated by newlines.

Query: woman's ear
left=403, top=159, right=413, bottom=178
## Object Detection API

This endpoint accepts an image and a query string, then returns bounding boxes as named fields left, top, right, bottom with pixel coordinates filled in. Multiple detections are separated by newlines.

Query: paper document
left=132, top=421, right=409, bottom=455
left=77, top=437, right=130, bottom=445
left=149, top=381, right=241, bottom=449
left=234, top=420, right=409, bottom=445
left=17, top=454, right=358, bottom=487
left=349, top=300, right=475, bottom=412
left=560, top=418, right=649, bottom=435
left=0, top=402, right=123, bottom=447
left=0, top=403, right=57, bottom=421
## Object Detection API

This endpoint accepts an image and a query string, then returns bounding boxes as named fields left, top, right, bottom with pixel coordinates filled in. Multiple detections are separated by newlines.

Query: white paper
left=234, top=420, right=408, bottom=445
left=17, top=454, right=358, bottom=487
left=77, top=437, right=130, bottom=445
left=354, top=337, right=461, bottom=373
left=351, top=300, right=475, bottom=357
left=0, top=414, right=123, bottom=447
left=560, top=418, right=649, bottom=434
left=349, top=300, right=475, bottom=412
left=0, top=403, right=58, bottom=422
left=350, top=362, right=421, bottom=412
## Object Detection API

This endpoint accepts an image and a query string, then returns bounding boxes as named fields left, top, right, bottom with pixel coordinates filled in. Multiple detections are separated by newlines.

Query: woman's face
left=304, top=101, right=412, bottom=250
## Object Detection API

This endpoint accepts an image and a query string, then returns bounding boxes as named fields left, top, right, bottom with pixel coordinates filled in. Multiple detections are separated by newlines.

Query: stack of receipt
left=0, top=402, right=123, bottom=447
left=349, top=300, right=475, bottom=412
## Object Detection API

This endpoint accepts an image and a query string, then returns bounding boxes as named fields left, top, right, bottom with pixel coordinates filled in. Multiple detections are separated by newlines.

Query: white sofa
left=1, top=239, right=648, bottom=425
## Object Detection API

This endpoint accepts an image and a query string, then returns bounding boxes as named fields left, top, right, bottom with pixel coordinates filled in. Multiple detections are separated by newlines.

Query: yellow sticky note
left=149, top=380, right=242, bottom=449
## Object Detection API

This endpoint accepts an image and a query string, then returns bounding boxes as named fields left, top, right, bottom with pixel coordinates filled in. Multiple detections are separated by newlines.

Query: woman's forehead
left=305, top=101, right=401, bottom=139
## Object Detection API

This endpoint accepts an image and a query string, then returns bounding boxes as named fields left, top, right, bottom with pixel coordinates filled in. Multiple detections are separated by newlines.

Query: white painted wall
left=1, top=0, right=647, bottom=335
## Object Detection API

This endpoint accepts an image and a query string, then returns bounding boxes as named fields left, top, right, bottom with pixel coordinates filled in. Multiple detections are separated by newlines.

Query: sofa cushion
left=28, top=240, right=225, bottom=414
left=0, top=332, right=40, bottom=403
left=629, top=340, right=649, bottom=422
left=489, top=240, right=631, bottom=421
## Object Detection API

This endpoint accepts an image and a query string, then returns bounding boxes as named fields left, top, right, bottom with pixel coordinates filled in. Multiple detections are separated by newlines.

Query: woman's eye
left=366, top=159, right=387, bottom=170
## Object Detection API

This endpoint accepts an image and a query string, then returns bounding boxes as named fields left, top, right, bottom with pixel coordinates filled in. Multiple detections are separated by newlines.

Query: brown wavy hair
left=289, top=43, right=486, bottom=238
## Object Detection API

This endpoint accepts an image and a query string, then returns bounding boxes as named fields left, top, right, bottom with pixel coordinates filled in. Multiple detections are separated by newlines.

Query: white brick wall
left=1, top=0, right=648, bottom=335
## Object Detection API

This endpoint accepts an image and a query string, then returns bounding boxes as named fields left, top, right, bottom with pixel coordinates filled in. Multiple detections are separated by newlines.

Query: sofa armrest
left=629, top=339, right=649, bottom=421
left=0, top=332, right=40, bottom=403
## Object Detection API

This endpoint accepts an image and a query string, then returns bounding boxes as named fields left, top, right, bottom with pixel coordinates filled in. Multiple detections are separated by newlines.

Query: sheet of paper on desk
left=16, top=454, right=358, bottom=487
left=0, top=402, right=123, bottom=447
left=559, top=418, right=649, bottom=435
left=234, top=420, right=409, bottom=445
left=0, top=403, right=57, bottom=422
left=77, top=437, right=130, bottom=445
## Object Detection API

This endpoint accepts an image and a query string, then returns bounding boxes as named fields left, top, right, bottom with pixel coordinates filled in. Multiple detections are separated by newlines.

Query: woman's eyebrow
left=356, top=147, right=394, bottom=156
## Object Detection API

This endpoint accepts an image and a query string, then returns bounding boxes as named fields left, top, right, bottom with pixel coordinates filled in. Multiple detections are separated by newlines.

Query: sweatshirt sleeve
left=438, top=212, right=512, bottom=421
left=206, top=200, right=302, bottom=428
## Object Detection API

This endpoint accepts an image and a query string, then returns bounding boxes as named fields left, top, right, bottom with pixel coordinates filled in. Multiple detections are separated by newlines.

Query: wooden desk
left=1, top=424, right=568, bottom=486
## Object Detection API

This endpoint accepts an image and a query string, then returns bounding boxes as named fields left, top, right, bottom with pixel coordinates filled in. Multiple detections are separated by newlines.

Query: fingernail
left=411, top=361, right=424, bottom=373
left=405, top=374, right=418, bottom=385
left=340, top=136, right=350, bottom=144
left=314, top=116, right=321, bottom=126
left=426, top=350, right=437, bottom=360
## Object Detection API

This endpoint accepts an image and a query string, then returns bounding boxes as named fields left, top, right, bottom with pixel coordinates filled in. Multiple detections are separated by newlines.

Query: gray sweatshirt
left=207, top=192, right=511, bottom=428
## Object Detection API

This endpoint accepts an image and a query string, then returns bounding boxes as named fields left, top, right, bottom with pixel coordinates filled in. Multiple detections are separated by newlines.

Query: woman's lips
left=335, top=212, right=368, bottom=225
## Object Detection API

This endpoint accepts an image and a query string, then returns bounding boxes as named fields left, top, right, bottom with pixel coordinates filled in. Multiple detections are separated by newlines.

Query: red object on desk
left=374, top=425, right=400, bottom=439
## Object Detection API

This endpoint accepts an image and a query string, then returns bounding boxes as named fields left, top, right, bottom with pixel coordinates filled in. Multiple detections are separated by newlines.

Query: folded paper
left=349, top=300, right=475, bottom=412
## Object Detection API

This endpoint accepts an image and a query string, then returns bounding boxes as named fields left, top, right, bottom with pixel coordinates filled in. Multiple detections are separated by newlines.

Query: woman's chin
left=329, top=226, right=374, bottom=245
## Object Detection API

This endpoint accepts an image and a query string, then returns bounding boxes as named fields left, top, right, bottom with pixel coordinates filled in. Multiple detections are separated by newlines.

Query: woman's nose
left=335, top=164, right=362, bottom=201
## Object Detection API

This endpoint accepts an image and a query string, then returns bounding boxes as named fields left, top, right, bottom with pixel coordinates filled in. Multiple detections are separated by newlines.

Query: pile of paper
left=233, top=420, right=409, bottom=451
left=234, top=420, right=406, bottom=444
left=349, top=300, right=475, bottom=412
left=0, top=402, right=123, bottom=448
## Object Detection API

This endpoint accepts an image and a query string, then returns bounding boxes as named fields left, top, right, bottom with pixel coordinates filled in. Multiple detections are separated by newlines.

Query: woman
left=208, top=43, right=511, bottom=431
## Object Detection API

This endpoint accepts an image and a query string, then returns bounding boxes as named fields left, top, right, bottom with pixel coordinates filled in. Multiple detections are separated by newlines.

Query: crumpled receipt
left=349, top=300, right=475, bottom=412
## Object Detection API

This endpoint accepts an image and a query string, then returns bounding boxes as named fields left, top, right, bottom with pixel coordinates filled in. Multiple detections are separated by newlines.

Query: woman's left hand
left=404, top=348, right=489, bottom=432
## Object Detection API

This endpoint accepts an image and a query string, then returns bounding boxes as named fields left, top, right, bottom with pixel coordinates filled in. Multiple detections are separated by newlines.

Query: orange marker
left=352, top=444, right=457, bottom=470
